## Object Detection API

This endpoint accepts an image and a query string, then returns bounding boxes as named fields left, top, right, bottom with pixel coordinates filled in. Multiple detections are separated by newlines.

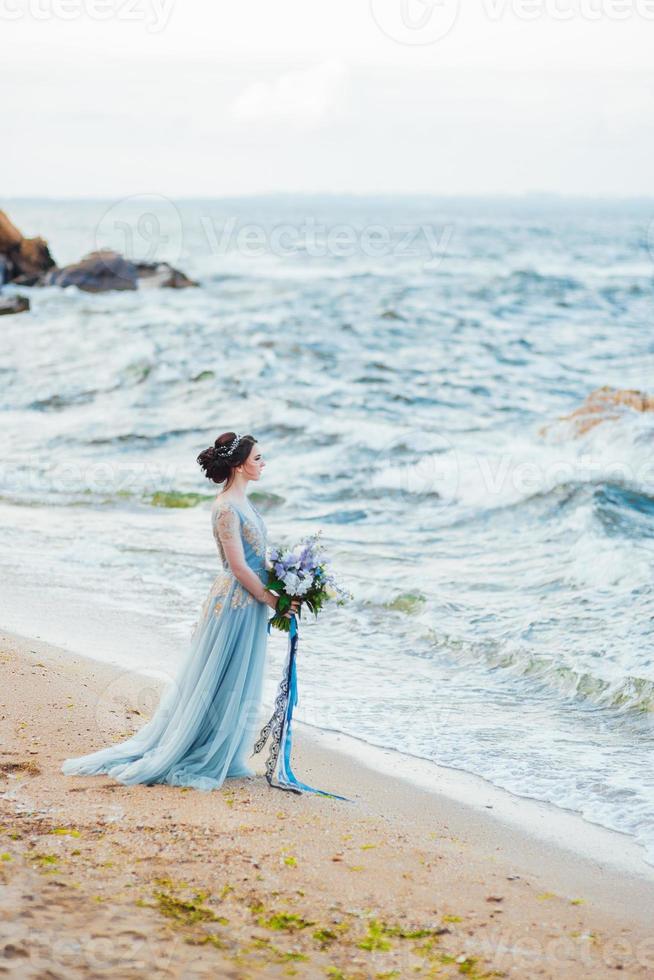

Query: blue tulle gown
left=61, top=497, right=270, bottom=790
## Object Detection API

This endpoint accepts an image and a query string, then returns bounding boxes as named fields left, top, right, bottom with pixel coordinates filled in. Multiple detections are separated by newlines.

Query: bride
left=62, top=431, right=300, bottom=790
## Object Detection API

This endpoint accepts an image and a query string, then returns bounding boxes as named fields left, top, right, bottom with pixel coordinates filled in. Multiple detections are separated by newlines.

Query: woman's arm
left=215, top=507, right=277, bottom=609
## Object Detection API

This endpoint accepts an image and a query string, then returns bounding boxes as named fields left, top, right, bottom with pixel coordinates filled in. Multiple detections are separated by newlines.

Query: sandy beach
left=1, top=626, right=653, bottom=979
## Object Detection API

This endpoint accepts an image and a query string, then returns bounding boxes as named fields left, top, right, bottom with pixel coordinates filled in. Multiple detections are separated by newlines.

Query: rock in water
left=135, top=261, right=198, bottom=288
left=540, top=385, right=654, bottom=438
left=42, top=250, right=139, bottom=292
left=42, top=251, right=198, bottom=292
left=0, top=210, right=55, bottom=285
left=0, top=294, right=30, bottom=315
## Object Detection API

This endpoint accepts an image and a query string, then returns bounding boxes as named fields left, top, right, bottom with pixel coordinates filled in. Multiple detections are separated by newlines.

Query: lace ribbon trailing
left=252, top=615, right=352, bottom=801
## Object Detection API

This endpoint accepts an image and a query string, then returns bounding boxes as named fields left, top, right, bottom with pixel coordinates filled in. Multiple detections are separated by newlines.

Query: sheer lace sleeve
left=215, top=505, right=246, bottom=576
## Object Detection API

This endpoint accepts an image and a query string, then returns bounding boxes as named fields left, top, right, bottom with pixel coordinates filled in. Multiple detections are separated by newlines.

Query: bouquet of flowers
left=265, top=530, right=352, bottom=632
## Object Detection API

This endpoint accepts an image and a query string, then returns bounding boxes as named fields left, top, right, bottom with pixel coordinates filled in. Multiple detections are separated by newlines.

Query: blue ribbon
left=255, top=612, right=352, bottom=801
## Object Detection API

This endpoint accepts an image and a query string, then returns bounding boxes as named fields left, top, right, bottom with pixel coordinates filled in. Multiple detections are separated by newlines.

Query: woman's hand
left=287, top=598, right=301, bottom=619
left=263, top=589, right=279, bottom=611
left=263, top=590, right=301, bottom=619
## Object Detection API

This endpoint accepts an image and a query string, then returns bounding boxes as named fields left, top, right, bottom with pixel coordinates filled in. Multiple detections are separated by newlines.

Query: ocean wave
left=480, top=478, right=654, bottom=535
left=449, top=415, right=654, bottom=512
left=84, top=427, right=199, bottom=446
left=472, top=268, right=584, bottom=301
left=28, top=390, right=100, bottom=411
left=427, top=630, right=654, bottom=713
left=0, top=489, right=210, bottom=509
left=0, top=487, right=286, bottom=511
left=593, top=483, right=654, bottom=539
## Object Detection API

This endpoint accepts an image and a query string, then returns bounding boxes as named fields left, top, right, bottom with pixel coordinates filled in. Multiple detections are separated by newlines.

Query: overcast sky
left=4, top=0, right=654, bottom=197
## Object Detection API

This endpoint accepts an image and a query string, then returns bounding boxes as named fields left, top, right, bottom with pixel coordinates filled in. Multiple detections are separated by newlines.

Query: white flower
left=295, top=577, right=313, bottom=596
left=283, top=571, right=300, bottom=593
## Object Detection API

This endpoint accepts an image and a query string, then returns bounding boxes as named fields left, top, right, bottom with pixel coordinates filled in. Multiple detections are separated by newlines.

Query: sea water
left=1, top=194, right=653, bottom=861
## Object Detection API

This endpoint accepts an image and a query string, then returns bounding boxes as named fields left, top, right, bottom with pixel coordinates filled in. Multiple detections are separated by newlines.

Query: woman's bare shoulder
left=212, top=494, right=239, bottom=517
left=214, top=491, right=236, bottom=506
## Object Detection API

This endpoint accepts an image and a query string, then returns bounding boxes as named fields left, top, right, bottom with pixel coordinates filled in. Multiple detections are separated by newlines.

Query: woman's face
left=239, top=443, right=265, bottom=481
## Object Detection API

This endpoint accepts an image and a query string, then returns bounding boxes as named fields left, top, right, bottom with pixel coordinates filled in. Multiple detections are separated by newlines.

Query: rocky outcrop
left=41, top=250, right=198, bottom=292
left=0, top=211, right=197, bottom=293
left=0, top=294, right=30, bottom=316
left=540, top=385, right=654, bottom=438
left=43, top=250, right=139, bottom=292
left=0, top=210, right=55, bottom=285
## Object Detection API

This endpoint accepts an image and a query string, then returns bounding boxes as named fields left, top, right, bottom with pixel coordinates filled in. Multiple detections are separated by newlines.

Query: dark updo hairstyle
left=197, top=431, right=258, bottom=487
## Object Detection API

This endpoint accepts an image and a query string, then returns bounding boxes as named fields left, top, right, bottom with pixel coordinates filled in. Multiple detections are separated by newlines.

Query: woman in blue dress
left=62, top=431, right=299, bottom=790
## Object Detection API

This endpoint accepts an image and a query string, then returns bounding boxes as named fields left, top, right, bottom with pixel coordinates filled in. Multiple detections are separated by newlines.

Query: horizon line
left=4, top=191, right=654, bottom=203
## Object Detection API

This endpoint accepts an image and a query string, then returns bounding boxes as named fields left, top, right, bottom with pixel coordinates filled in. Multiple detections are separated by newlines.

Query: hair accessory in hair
left=214, top=432, right=242, bottom=458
